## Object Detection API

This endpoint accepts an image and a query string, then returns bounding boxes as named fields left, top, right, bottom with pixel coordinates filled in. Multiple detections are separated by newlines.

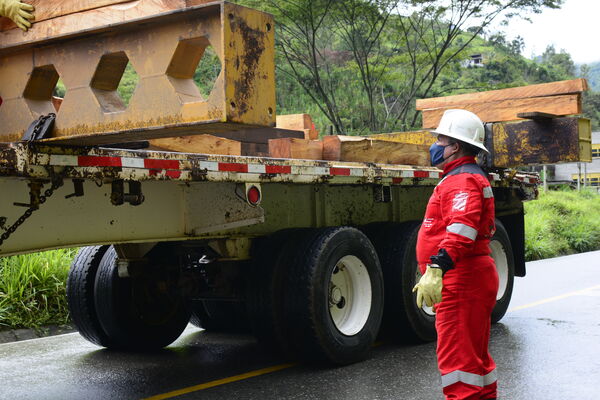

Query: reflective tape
left=483, top=186, right=494, bottom=199
left=441, top=369, right=497, bottom=388
left=447, top=223, right=478, bottom=241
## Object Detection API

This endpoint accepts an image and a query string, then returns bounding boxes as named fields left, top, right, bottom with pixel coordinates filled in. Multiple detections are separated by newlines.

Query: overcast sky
left=503, top=0, right=599, bottom=64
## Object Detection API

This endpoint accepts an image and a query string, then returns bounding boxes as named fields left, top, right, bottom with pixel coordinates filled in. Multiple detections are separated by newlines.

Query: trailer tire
left=366, top=222, right=437, bottom=343
left=246, top=230, right=303, bottom=356
left=189, top=300, right=249, bottom=333
left=283, top=227, right=384, bottom=365
left=94, top=246, right=191, bottom=350
left=490, top=220, right=515, bottom=323
left=66, top=245, right=114, bottom=347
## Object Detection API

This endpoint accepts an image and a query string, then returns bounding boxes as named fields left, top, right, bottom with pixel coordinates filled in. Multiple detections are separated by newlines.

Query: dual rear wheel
left=67, top=221, right=514, bottom=361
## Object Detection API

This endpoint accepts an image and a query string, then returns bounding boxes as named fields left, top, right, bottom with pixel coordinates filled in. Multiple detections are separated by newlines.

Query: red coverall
left=416, top=156, right=499, bottom=400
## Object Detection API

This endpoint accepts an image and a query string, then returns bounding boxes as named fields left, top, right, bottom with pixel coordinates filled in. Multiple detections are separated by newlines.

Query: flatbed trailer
left=0, top=141, right=537, bottom=364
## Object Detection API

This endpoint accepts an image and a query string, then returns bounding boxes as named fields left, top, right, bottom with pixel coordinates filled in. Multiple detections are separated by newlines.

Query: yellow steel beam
left=0, top=2, right=275, bottom=145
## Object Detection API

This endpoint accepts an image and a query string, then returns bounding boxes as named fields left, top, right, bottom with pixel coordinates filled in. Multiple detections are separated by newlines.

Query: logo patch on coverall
left=452, top=192, right=469, bottom=211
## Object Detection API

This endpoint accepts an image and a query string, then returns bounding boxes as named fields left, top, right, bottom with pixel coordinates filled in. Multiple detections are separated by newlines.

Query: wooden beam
left=268, top=138, right=323, bottom=160
left=0, top=0, right=217, bottom=52
left=368, top=130, right=435, bottom=146
left=276, top=113, right=318, bottom=140
left=516, top=112, right=560, bottom=120
left=323, top=135, right=430, bottom=166
left=0, top=0, right=132, bottom=31
left=148, top=134, right=241, bottom=155
left=209, top=127, right=305, bottom=144
left=416, top=79, right=588, bottom=110
left=421, top=94, right=581, bottom=129
left=241, top=142, right=269, bottom=157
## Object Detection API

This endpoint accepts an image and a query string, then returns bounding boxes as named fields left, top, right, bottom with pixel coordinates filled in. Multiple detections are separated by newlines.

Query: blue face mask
left=429, top=143, right=451, bottom=166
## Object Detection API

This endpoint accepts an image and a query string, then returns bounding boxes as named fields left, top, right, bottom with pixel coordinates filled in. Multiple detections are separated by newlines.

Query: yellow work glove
left=412, top=264, right=443, bottom=309
left=0, top=0, right=35, bottom=31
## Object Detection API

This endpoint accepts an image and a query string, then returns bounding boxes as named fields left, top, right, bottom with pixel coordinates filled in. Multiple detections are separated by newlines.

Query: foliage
left=583, top=61, right=600, bottom=91
left=237, top=0, right=564, bottom=134
left=50, top=1, right=600, bottom=135
left=524, top=189, right=600, bottom=261
left=0, top=248, right=77, bottom=330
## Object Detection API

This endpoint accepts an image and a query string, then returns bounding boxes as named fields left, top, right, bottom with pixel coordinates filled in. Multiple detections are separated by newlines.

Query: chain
left=25, top=113, right=55, bottom=142
left=0, top=177, right=64, bottom=248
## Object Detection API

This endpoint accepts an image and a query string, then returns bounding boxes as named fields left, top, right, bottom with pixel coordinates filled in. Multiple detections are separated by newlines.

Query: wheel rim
left=490, top=239, right=508, bottom=301
left=414, top=266, right=436, bottom=316
left=328, top=255, right=372, bottom=336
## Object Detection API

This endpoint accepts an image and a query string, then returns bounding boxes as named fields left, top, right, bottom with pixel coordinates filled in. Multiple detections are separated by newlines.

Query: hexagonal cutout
left=166, top=37, right=222, bottom=103
left=23, top=64, right=63, bottom=115
left=90, top=51, right=139, bottom=113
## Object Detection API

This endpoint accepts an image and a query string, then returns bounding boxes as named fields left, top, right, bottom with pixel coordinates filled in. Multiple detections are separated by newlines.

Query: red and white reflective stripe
left=48, top=154, right=444, bottom=181
left=50, top=154, right=182, bottom=170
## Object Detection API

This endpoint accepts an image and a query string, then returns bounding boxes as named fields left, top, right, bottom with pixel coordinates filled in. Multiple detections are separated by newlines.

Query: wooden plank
left=210, top=128, right=304, bottom=144
left=516, top=112, right=561, bottom=120
left=0, top=0, right=217, bottom=51
left=0, top=0, right=132, bottom=31
left=149, top=134, right=241, bottom=155
left=276, top=114, right=312, bottom=130
left=368, top=130, right=435, bottom=146
left=268, top=138, right=323, bottom=160
left=276, top=114, right=318, bottom=140
left=487, top=117, right=590, bottom=168
left=241, top=142, right=269, bottom=157
left=421, top=94, right=581, bottom=129
left=323, top=135, right=430, bottom=165
left=416, top=79, right=588, bottom=110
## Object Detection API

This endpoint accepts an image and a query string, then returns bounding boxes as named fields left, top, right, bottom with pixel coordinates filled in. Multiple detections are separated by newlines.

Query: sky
left=502, top=0, right=600, bottom=64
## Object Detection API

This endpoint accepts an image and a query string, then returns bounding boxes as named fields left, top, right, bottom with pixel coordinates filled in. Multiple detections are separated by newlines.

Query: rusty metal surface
left=0, top=2, right=275, bottom=145
left=486, top=117, right=591, bottom=168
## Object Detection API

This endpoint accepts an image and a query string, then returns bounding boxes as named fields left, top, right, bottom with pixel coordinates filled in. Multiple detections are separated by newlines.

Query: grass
left=0, top=248, right=77, bottom=331
left=524, top=188, right=600, bottom=261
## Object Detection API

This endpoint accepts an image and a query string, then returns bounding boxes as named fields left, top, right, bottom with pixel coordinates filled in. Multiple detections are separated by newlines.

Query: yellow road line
left=145, top=285, right=600, bottom=399
left=508, top=284, right=600, bottom=312
left=143, top=363, right=296, bottom=400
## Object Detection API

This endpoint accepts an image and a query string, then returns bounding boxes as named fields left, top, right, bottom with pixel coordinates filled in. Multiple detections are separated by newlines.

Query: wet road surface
left=1, top=250, right=599, bottom=400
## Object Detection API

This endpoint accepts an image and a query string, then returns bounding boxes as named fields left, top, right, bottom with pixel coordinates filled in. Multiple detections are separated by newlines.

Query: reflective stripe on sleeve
left=446, top=223, right=478, bottom=241
left=441, top=369, right=497, bottom=388
left=483, top=186, right=494, bottom=198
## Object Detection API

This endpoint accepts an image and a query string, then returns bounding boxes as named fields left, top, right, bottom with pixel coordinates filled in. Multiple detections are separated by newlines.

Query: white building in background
left=553, top=132, right=600, bottom=187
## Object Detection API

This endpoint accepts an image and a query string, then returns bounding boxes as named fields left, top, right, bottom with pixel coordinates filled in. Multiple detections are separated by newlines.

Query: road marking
left=143, top=363, right=297, bottom=400
left=508, top=284, right=600, bottom=312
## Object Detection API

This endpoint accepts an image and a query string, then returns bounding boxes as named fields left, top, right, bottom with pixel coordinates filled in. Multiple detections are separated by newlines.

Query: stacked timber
left=276, top=114, right=319, bottom=140
left=416, top=79, right=588, bottom=129
left=416, top=78, right=591, bottom=167
left=322, top=136, right=429, bottom=165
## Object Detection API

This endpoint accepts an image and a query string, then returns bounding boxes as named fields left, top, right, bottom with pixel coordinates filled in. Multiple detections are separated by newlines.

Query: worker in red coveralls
left=413, top=109, right=498, bottom=400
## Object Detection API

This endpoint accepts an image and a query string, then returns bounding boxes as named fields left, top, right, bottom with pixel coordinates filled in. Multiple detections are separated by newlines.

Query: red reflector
left=413, top=171, right=429, bottom=178
left=247, top=186, right=261, bottom=205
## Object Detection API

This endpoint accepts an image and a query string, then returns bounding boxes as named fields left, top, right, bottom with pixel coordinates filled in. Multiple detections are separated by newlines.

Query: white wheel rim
left=328, top=255, right=372, bottom=336
left=415, top=266, right=435, bottom=316
left=490, top=239, right=509, bottom=301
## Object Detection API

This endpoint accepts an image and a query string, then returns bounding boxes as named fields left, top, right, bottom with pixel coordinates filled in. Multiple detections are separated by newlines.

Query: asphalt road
left=1, top=251, right=599, bottom=400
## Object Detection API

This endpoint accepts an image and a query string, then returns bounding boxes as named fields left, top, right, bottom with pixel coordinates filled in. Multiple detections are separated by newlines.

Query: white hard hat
left=431, top=109, right=489, bottom=153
